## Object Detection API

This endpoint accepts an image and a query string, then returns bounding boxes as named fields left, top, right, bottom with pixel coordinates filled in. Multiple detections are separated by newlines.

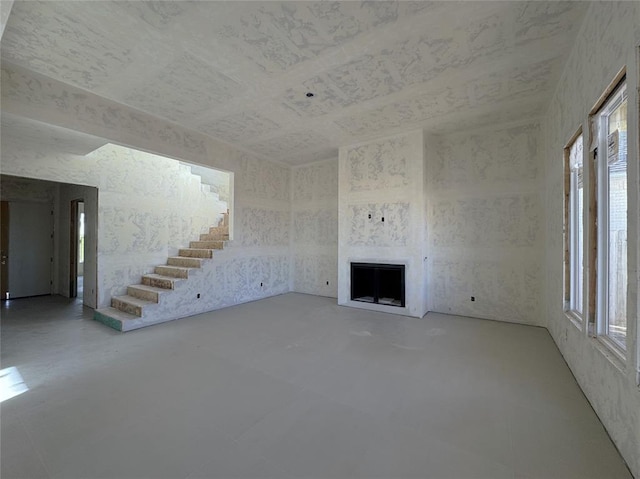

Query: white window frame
left=595, top=78, right=628, bottom=357
left=564, top=130, right=584, bottom=324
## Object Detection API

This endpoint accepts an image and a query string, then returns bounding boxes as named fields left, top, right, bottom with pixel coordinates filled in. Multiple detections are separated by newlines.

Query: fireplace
left=351, top=263, right=405, bottom=307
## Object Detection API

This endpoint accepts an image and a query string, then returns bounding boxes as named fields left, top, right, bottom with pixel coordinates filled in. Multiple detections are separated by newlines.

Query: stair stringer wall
left=88, top=143, right=228, bottom=307
left=114, top=246, right=290, bottom=331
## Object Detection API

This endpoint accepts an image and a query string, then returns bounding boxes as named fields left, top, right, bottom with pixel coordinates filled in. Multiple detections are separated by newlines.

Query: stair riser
left=142, top=276, right=175, bottom=289
left=178, top=248, right=213, bottom=258
left=209, top=226, right=229, bottom=235
left=168, top=257, right=202, bottom=268
left=112, top=298, right=142, bottom=317
left=94, top=311, right=123, bottom=332
left=190, top=241, right=224, bottom=249
left=127, top=286, right=159, bottom=302
left=155, top=266, right=189, bottom=278
left=200, top=234, right=229, bottom=241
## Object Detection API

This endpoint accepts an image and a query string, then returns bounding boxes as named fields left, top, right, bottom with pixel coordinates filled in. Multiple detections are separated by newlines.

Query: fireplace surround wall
left=338, top=129, right=428, bottom=318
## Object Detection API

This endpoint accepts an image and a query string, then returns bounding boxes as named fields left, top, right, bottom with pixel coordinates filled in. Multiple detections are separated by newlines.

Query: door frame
left=69, top=199, right=81, bottom=298
left=1, top=201, right=9, bottom=299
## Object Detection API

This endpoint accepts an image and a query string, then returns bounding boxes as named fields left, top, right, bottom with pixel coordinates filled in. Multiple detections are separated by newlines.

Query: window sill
left=592, top=336, right=627, bottom=374
left=564, top=310, right=584, bottom=331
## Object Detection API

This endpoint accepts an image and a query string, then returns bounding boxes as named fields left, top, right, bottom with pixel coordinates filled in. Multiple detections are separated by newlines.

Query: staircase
left=94, top=212, right=230, bottom=332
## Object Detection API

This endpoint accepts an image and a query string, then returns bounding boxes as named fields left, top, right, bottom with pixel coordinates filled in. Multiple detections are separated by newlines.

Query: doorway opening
left=1, top=201, right=8, bottom=300
left=0, top=175, right=98, bottom=309
left=69, top=200, right=85, bottom=299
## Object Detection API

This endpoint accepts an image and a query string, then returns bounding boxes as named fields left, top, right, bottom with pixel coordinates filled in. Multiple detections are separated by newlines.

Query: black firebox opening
left=351, top=263, right=405, bottom=307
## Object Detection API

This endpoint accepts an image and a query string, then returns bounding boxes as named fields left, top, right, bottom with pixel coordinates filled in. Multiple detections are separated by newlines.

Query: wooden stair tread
left=112, top=295, right=155, bottom=307
left=168, top=256, right=203, bottom=265
left=155, top=264, right=193, bottom=279
left=190, top=240, right=224, bottom=249
left=128, top=284, right=169, bottom=294
left=155, top=265, right=190, bottom=279
left=200, top=234, right=229, bottom=241
left=179, top=248, right=214, bottom=253
left=177, top=248, right=214, bottom=259
left=142, top=273, right=184, bottom=282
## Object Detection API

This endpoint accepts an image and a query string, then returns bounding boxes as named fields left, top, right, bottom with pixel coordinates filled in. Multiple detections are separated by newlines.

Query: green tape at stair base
left=94, top=311, right=123, bottom=332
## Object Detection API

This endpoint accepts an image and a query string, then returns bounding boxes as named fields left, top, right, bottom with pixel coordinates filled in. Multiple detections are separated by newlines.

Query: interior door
left=8, top=202, right=53, bottom=298
left=1, top=201, right=9, bottom=299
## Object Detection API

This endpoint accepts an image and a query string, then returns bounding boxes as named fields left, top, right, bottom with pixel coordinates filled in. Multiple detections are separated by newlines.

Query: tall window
left=565, top=132, right=584, bottom=319
left=595, top=78, right=628, bottom=351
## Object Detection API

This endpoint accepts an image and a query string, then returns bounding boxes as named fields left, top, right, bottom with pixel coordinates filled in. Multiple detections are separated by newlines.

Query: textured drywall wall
left=338, top=130, right=427, bottom=317
left=228, top=153, right=291, bottom=303
left=0, top=175, right=56, bottom=204
left=0, top=64, right=291, bottom=311
left=1, top=142, right=226, bottom=307
left=291, top=158, right=338, bottom=298
left=426, top=121, right=544, bottom=326
left=188, top=163, right=231, bottom=204
left=542, top=2, right=640, bottom=476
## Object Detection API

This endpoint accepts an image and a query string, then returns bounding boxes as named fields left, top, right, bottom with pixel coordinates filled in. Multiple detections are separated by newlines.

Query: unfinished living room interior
left=0, top=1, right=639, bottom=478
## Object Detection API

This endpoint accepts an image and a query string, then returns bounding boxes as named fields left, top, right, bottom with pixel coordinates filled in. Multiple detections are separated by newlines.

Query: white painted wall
left=542, top=2, right=640, bottom=476
left=426, top=121, right=544, bottom=325
left=291, top=158, right=338, bottom=298
left=338, top=130, right=427, bottom=318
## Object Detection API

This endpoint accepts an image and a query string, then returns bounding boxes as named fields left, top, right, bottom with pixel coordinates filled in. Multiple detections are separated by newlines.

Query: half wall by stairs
left=94, top=213, right=230, bottom=332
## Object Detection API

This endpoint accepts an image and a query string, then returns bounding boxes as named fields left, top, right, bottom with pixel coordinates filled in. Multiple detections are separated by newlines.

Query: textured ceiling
left=1, top=1, right=588, bottom=165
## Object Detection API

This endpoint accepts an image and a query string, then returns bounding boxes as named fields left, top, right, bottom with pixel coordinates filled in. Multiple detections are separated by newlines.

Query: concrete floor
left=0, top=293, right=632, bottom=479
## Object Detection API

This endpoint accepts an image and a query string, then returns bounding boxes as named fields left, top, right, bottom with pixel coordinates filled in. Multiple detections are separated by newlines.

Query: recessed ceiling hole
left=305, top=92, right=315, bottom=98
